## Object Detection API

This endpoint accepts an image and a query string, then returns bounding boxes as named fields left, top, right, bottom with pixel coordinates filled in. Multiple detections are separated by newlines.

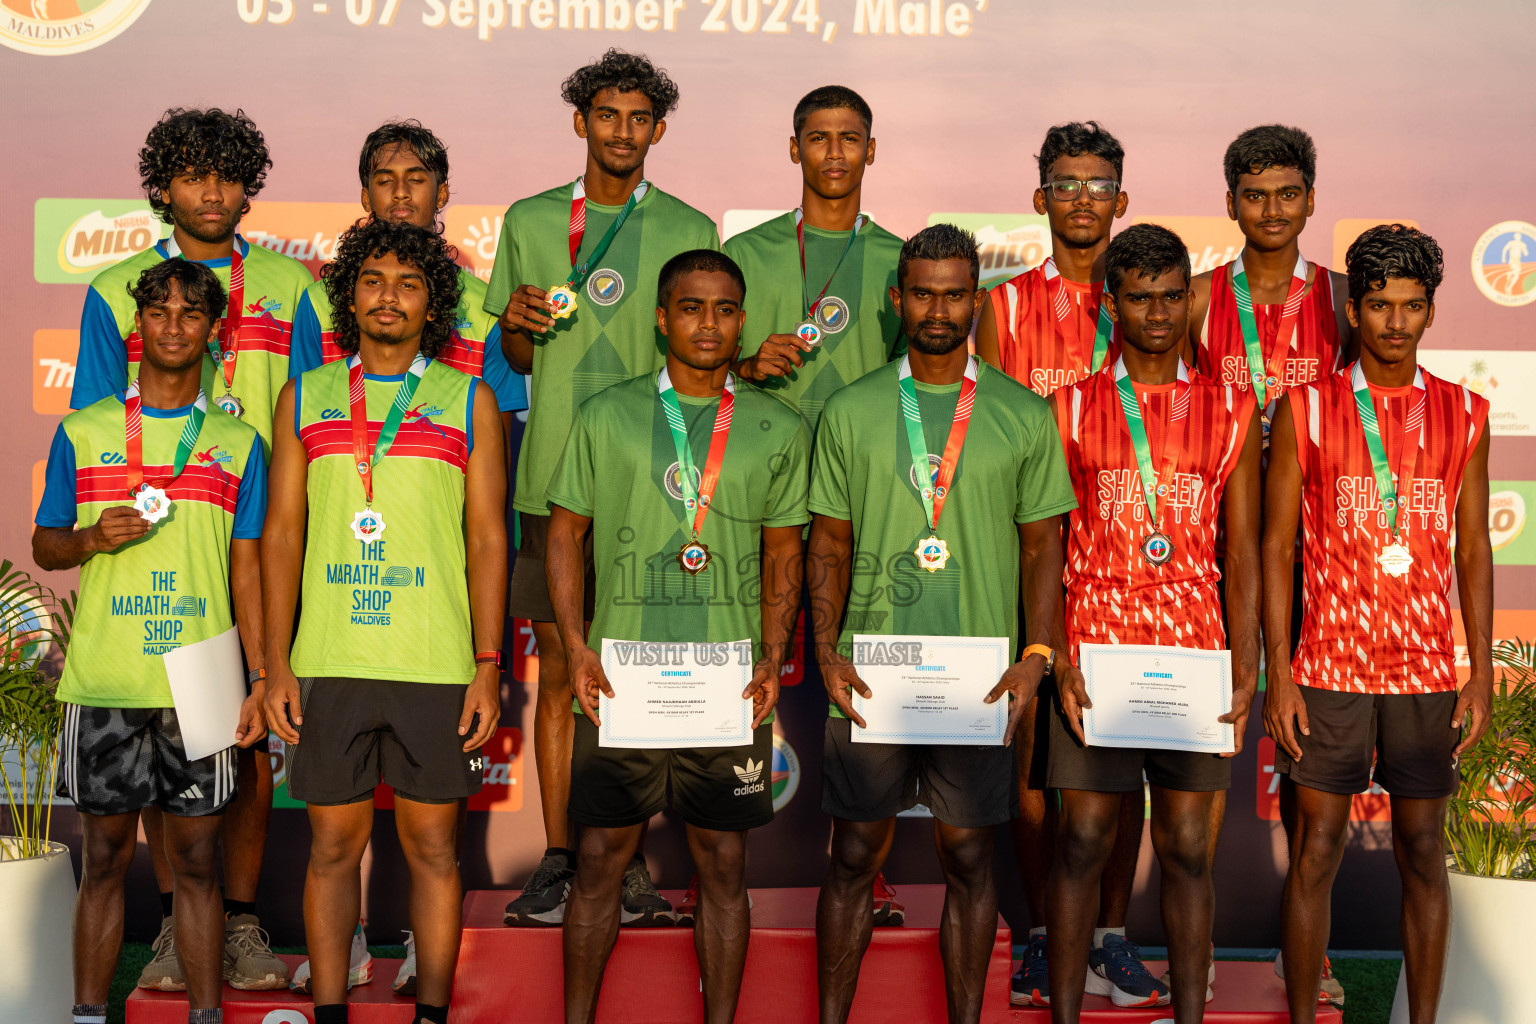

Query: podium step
left=128, top=955, right=415, bottom=1023
left=1001, top=959, right=1342, bottom=1022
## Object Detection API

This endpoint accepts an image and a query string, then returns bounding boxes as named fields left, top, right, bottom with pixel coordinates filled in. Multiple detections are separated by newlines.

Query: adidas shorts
left=569, top=716, right=773, bottom=832
left=57, top=704, right=236, bottom=817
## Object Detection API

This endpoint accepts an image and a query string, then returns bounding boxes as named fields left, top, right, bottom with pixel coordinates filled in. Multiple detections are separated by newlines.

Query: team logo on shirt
left=586, top=268, right=625, bottom=306
left=908, top=453, right=942, bottom=492
left=814, top=296, right=850, bottom=333
left=1472, top=221, right=1536, bottom=307
left=663, top=461, right=703, bottom=502
left=770, top=735, right=800, bottom=811
left=0, top=0, right=154, bottom=57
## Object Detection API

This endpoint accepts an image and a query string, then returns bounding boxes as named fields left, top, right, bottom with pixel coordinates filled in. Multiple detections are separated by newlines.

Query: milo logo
left=34, top=200, right=168, bottom=284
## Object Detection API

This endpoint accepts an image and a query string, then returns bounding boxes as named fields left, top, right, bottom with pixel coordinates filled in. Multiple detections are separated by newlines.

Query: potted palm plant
left=1391, top=638, right=1536, bottom=1023
left=0, top=559, right=77, bottom=1022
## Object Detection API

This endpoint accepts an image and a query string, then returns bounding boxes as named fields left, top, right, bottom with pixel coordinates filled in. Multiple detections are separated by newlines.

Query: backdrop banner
left=3, top=0, right=1533, bottom=951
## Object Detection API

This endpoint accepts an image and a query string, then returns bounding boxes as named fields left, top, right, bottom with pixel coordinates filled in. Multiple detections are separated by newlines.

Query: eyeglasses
left=1045, top=178, right=1121, bottom=202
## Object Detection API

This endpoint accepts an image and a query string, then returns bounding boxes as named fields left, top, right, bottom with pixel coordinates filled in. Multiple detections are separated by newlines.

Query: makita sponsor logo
left=38, top=357, right=75, bottom=388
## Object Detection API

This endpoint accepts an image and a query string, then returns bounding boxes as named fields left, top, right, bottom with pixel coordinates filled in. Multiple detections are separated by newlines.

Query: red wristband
left=475, top=650, right=503, bottom=670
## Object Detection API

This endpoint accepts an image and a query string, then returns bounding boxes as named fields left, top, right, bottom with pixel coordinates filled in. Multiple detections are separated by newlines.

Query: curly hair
left=358, top=120, right=449, bottom=186
left=1104, top=223, right=1191, bottom=296
left=1223, top=124, right=1316, bottom=194
left=657, top=249, right=745, bottom=307
left=321, top=220, right=463, bottom=359
left=129, top=259, right=227, bottom=320
left=561, top=48, right=679, bottom=120
left=897, top=223, right=979, bottom=289
left=1036, top=121, right=1124, bottom=185
left=1345, top=224, right=1444, bottom=305
left=139, top=108, right=271, bottom=224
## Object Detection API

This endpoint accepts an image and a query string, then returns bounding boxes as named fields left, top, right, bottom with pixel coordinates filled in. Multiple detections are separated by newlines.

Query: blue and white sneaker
left=1010, top=933, right=1051, bottom=1006
left=1085, top=934, right=1170, bottom=1007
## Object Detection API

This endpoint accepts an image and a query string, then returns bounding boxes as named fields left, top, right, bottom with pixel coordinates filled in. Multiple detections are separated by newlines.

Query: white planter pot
left=1390, top=869, right=1536, bottom=1024
left=0, top=839, right=76, bottom=1024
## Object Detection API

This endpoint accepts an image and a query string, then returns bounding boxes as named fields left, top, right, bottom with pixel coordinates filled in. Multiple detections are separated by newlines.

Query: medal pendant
left=351, top=508, right=387, bottom=542
left=914, top=535, right=950, bottom=572
left=678, top=540, right=712, bottom=575
left=215, top=393, right=245, bottom=418
left=133, top=485, right=171, bottom=524
left=1140, top=531, right=1174, bottom=566
left=795, top=321, right=823, bottom=347
left=1378, top=541, right=1413, bottom=578
left=547, top=286, right=578, bottom=320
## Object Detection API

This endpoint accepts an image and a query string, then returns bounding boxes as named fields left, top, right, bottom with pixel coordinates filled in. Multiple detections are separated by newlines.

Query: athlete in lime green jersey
left=36, top=259, right=272, bottom=1023
left=810, top=226, right=1077, bottom=1024
left=551, top=250, right=808, bottom=1024
left=725, top=85, right=903, bottom=437
left=260, top=220, right=506, bottom=1024
left=487, top=49, right=717, bottom=929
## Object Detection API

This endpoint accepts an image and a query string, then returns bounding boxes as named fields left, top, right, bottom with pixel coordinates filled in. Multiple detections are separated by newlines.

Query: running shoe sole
left=226, top=968, right=288, bottom=991
left=136, top=972, right=186, bottom=993
left=291, top=955, right=374, bottom=993
left=1085, top=970, right=1172, bottom=1008
left=620, top=906, right=676, bottom=926
left=503, top=902, right=566, bottom=926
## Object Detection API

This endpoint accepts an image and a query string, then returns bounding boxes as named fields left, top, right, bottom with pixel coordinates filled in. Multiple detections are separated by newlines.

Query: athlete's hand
left=459, top=663, right=501, bottom=752
left=499, top=284, right=556, bottom=336
left=263, top=667, right=303, bottom=745
left=819, top=651, right=871, bottom=728
left=734, top=333, right=812, bottom=381
left=1452, top=673, right=1494, bottom=759
left=1057, top=663, right=1091, bottom=746
left=745, top=659, right=782, bottom=729
left=234, top=691, right=267, bottom=748
left=569, top=643, right=613, bottom=727
left=1218, top=687, right=1254, bottom=758
left=987, top=653, right=1048, bottom=745
left=91, top=505, right=152, bottom=552
left=1262, top=672, right=1309, bottom=761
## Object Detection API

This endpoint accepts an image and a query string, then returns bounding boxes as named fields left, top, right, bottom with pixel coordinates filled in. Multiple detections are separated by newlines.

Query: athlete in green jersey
left=809, top=226, right=1077, bottom=1024
left=550, top=249, right=807, bottom=1024
left=261, top=221, right=506, bottom=1024
left=487, top=49, right=717, bottom=928
left=724, top=86, right=903, bottom=437
left=36, top=260, right=272, bottom=1024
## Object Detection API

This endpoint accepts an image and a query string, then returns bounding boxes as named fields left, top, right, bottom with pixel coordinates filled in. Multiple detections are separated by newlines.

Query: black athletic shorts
left=1273, top=686, right=1460, bottom=799
left=509, top=512, right=595, bottom=622
left=287, top=678, right=483, bottom=805
left=1045, top=691, right=1231, bottom=793
left=57, top=704, right=236, bottom=817
left=569, top=715, right=774, bottom=832
left=821, top=716, right=1017, bottom=828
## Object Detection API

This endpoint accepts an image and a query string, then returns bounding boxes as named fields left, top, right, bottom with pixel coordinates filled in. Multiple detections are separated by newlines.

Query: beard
left=905, top=318, right=970, bottom=355
left=170, top=203, right=239, bottom=245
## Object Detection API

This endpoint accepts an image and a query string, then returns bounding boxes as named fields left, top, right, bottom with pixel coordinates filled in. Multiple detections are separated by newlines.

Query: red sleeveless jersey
left=1288, top=366, right=1488, bottom=695
left=1054, top=367, right=1255, bottom=659
left=988, top=264, right=1121, bottom=397
left=1196, top=261, right=1343, bottom=401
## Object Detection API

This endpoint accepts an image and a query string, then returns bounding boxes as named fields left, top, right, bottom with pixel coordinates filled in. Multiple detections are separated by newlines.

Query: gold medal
left=678, top=540, right=711, bottom=575
left=1377, top=541, right=1413, bottom=578
left=547, top=285, right=578, bottom=319
left=914, top=535, right=950, bottom=572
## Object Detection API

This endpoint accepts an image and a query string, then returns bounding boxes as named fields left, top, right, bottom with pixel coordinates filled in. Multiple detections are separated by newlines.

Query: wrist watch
left=1021, top=644, right=1056, bottom=675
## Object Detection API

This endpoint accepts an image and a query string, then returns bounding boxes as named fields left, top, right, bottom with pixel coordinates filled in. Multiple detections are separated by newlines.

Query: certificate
left=849, top=634, right=1009, bottom=745
left=1078, top=643, right=1233, bottom=754
left=163, top=627, right=246, bottom=762
left=598, top=638, right=753, bottom=749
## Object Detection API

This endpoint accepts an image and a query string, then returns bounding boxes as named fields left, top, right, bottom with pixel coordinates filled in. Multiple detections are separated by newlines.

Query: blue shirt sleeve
left=35, top=424, right=78, bottom=528
left=464, top=378, right=478, bottom=456
left=231, top=433, right=268, bottom=539
left=480, top=324, right=528, bottom=412
left=288, top=289, right=323, bottom=379
left=71, top=288, right=127, bottom=410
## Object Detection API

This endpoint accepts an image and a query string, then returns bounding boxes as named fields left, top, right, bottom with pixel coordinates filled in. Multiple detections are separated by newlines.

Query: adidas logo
left=179, top=784, right=204, bottom=801
left=732, top=758, right=765, bottom=796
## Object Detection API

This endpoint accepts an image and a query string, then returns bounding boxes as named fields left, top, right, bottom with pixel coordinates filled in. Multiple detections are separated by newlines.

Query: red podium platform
left=128, top=955, right=414, bottom=1023
left=1000, top=960, right=1342, bottom=1022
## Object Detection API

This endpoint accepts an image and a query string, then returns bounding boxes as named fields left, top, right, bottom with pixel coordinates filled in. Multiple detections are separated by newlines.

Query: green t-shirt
left=723, top=213, right=903, bottom=437
left=809, top=360, right=1077, bottom=713
left=483, top=181, right=720, bottom=515
left=547, top=372, right=810, bottom=655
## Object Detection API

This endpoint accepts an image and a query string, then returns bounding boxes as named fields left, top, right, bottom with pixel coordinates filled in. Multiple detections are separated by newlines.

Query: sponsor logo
left=33, top=199, right=168, bottom=283
left=1333, top=218, right=1419, bottom=271
left=444, top=205, right=506, bottom=282
left=320, top=408, right=345, bottom=420
left=260, top=1012, right=311, bottom=1024
left=469, top=757, right=484, bottom=771
left=1, top=0, right=153, bottom=56
left=99, top=451, right=125, bottom=465
left=513, top=617, right=540, bottom=685
left=1132, top=215, right=1246, bottom=276
left=928, top=212, right=1050, bottom=290
left=1488, top=483, right=1535, bottom=564
left=733, top=756, right=766, bottom=796
left=1417, top=350, right=1536, bottom=436
left=664, top=460, right=703, bottom=502
left=381, top=566, right=414, bottom=586
left=1471, top=220, right=1536, bottom=306
left=194, top=445, right=232, bottom=466
left=770, top=734, right=800, bottom=811
left=33, top=329, right=77, bottom=414
left=241, top=201, right=361, bottom=278
left=170, top=596, right=203, bottom=617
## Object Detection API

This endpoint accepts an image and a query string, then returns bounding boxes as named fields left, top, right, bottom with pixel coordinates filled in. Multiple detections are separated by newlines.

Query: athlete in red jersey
left=1047, top=224, right=1261, bottom=1024
left=1264, top=225, right=1492, bottom=1024
left=974, top=123, right=1147, bottom=1009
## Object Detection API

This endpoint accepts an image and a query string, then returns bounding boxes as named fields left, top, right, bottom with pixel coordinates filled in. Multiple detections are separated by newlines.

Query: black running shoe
left=620, top=857, right=675, bottom=927
left=503, top=850, right=575, bottom=926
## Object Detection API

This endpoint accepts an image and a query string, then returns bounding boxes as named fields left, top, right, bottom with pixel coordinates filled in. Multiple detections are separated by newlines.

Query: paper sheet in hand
left=849, top=634, right=1009, bottom=744
left=163, top=627, right=246, bottom=761
left=1079, top=642, right=1233, bottom=754
left=598, top=639, right=753, bottom=749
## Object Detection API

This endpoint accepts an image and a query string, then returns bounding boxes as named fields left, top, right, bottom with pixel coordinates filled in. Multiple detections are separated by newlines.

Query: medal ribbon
left=1230, top=251, right=1307, bottom=407
left=564, top=176, right=649, bottom=290
left=795, top=208, right=864, bottom=321
left=657, top=369, right=736, bottom=540
left=897, top=355, right=979, bottom=533
left=124, top=380, right=207, bottom=497
left=1042, top=256, right=1114, bottom=373
left=1351, top=361, right=1426, bottom=536
left=165, top=235, right=244, bottom=395
left=347, top=354, right=427, bottom=507
left=1112, top=357, right=1190, bottom=531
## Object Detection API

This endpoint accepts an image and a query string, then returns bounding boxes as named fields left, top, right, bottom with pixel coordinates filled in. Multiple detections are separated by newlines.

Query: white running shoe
left=290, top=922, right=374, bottom=992
left=392, top=930, right=417, bottom=996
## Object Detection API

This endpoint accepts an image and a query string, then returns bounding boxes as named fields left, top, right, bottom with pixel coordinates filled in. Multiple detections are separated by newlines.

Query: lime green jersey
left=547, top=373, right=810, bottom=652
left=724, top=213, right=903, bottom=436
left=483, top=181, right=719, bottom=515
left=39, top=397, right=266, bottom=707
left=808, top=360, right=1077, bottom=713
left=290, top=358, right=478, bottom=684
